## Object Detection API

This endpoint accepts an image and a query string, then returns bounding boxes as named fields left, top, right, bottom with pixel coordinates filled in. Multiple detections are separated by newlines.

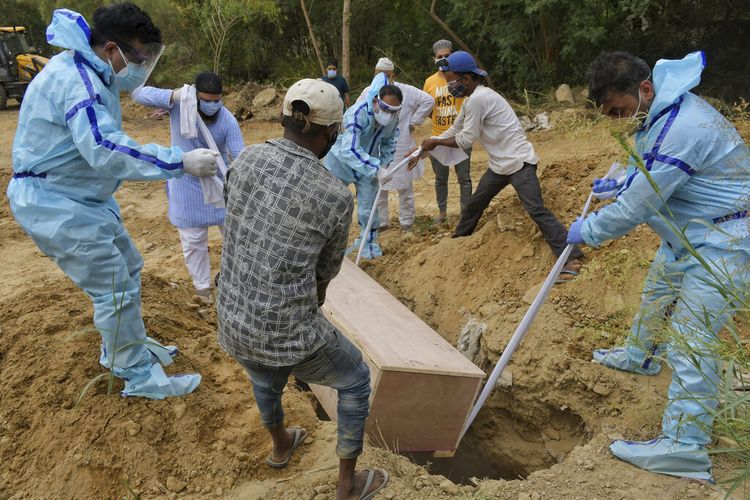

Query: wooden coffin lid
left=322, top=259, right=485, bottom=378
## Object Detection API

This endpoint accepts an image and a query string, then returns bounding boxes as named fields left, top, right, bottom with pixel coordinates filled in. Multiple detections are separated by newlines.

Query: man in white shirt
left=413, top=51, right=582, bottom=281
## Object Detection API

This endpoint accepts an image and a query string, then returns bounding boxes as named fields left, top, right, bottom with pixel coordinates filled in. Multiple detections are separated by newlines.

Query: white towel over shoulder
left=178, top=84, right=226, bottom=208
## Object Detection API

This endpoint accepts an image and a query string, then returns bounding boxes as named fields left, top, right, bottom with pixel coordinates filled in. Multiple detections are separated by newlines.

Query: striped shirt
left=134, top=86, right=245, bottom=227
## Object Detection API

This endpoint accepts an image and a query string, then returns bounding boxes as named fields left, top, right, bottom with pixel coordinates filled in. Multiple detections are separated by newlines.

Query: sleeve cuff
left=454, top=133, right=472, bottom=151
left=581, top=216, right=603, bottom=248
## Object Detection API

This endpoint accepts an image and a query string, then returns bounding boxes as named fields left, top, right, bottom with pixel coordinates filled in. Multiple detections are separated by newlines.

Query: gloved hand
left=377, top=167, right=392, bottom=184
left=592, top=161, right=627, bottom=200
left=183, top=148, right=219, bottom=177
left=567, top=217, right=585, bottom=245
left=592, top=175, right=626, bottom=199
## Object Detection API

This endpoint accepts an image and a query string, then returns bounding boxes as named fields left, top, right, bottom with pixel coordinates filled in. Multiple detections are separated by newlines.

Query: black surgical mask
left=434, top=57, right=448, bottom=69
left=320, top=128, right=339, bottom=158
left=447, top=79, right=466, bottom=98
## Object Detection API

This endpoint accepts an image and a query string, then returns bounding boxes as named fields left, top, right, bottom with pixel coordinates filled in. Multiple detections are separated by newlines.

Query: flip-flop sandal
left=265, top=427, right=308, bottom=469
left=359, top=468, right=389, bottom=500
left=555, top=269, right=579, bottom=284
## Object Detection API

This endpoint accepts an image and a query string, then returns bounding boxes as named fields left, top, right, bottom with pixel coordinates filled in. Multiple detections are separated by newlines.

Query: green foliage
left=15, top=0, right=750, bottom=98
left=1, top=0, right=50, bottom=53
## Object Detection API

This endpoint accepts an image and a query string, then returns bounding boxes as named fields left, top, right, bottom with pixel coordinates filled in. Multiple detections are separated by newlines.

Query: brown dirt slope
left=0, top=102, right=745, bottom=499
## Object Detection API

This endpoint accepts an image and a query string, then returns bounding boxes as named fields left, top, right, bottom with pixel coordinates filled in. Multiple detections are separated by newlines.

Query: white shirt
left=440, top=85, right=538, bottom=175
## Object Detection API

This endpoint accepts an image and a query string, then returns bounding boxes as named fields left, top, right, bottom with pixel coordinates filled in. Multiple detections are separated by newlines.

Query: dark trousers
left=453, top=164, right=583, bottom=261
left=430, top=150, right=472, bottom=213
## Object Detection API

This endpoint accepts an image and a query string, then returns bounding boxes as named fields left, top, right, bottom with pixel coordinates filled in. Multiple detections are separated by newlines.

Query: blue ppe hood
left=648, top=51, right=705, bottom=120
left=366, top=72, right=390, bottom=106
left=46, top=9, right=112, bottom=82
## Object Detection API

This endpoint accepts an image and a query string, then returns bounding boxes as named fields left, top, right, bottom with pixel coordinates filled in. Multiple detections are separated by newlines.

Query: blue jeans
left=236, top=330, right=371, bottom=459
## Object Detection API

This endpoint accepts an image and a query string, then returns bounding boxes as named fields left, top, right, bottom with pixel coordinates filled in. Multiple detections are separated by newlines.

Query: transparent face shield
left=130, top=42, right=165, bottom=89
left=110, top=38, right=165, bottom=95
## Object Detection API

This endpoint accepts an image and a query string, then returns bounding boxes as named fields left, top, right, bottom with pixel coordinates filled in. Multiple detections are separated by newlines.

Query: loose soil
left=0, top=97, right=746, bottom=499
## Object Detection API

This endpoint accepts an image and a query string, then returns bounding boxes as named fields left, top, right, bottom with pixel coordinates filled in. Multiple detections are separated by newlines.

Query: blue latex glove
left=567, top=217, right=585, bottom=245
left=592, top=174, right=626, bottom=199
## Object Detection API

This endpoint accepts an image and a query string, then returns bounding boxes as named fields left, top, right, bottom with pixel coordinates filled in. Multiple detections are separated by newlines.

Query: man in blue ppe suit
left=325, top=73, right=401, bottom=260
left=7, top=5, right=220, bottom=399
left=568, top=51, right=750, bottom=480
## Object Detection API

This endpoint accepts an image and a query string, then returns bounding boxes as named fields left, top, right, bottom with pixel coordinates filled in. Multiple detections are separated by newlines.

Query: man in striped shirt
left=135, top=72, right=245, bottom=304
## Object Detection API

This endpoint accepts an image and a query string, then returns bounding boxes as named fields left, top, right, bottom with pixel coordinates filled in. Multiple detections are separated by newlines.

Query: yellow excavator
left=0, top=26, right=48, bottom=109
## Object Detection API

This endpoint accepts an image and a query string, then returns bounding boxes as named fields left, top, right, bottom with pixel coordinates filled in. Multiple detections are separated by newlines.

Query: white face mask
left=610, top=84, right=649, bottom=136
left=374, top=109, right=395, bottom=127
left=631, top=88, right=643, bottom=120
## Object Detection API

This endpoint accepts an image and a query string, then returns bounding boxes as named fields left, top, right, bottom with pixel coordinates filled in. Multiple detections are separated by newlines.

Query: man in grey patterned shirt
left=218, top=79, right=389, bottom=499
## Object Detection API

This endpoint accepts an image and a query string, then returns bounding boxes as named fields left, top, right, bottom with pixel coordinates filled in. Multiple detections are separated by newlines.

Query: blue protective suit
left=582, top=52, right=750, bottom=480
left=6, top=9, right=201, bottom=399
left=324, top=73, right=399, bottom=259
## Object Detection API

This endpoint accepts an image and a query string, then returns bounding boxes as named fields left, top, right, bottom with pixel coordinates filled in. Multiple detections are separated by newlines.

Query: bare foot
left=557, top=259, right=582, bottom=284
left=337, top=469, right=388, bottom=500
left=564, top=258, right=582, bottom=273
left=269, top=428, right=295, bottom=463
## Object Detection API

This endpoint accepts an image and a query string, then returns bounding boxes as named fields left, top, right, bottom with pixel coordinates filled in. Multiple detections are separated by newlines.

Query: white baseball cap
left=375, top=57, right=395, bottom=71
left=283, top=78, right=343, bottom=126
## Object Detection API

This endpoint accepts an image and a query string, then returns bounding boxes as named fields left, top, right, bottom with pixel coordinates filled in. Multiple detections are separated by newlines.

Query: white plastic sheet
left=428, top=142, right=468, bottom=166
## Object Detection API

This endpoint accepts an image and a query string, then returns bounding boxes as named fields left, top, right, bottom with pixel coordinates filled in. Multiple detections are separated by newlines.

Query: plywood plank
left=367, top=370, right=482, bottom=452
left=311, top=258, right=486, bottom=453
left=323, top=259, right=484, bottom=378
left=311, top=371, right=481, bottom=453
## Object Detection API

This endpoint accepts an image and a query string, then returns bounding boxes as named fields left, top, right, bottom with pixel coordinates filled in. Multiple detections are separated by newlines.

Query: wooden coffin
left=310, top=259, right=485, bottom=456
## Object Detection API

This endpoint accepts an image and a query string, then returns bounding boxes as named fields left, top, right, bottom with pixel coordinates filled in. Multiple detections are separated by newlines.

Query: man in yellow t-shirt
left=423, top=39, right=472, bottom=224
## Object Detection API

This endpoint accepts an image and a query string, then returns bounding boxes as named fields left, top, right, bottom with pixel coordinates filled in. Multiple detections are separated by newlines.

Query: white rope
left=355, top=148, right=422, bottom=266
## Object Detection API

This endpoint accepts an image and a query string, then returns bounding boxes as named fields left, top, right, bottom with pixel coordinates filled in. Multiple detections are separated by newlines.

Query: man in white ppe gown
left=568, top=51, right=750, bottom=481
left=7, top=5, right=218, bottom=399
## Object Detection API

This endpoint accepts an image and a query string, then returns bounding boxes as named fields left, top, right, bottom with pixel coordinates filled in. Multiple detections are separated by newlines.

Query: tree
left=300, top=0, right=325, bottom=76
left=424, top=0, right=494, bottom=87
left=200, top=0, right=243, bottom=74
left=186, top=0, right=278, bottom=75
left=342, top=0, right=351, bottom=81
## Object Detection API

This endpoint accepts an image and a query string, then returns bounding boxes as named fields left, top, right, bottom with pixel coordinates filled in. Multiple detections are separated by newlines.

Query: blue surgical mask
left=199, top=99, right=222, bottom=117
left=109, top=45, right=149, bottom=91
left=327, top=69, right=337, bottom=78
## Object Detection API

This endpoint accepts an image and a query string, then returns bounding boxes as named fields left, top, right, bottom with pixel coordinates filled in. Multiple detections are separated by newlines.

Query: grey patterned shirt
left=217, top=138, right=354, bottom=367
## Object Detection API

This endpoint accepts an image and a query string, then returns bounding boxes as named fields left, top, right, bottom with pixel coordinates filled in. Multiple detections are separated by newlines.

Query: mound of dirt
left=223, top=82, right=282, bottom=122
left=0, top=106, right=745, bottom=499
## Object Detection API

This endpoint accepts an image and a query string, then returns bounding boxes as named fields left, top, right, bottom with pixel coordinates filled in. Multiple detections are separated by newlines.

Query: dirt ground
left=0, top=98, right=747, bottom=499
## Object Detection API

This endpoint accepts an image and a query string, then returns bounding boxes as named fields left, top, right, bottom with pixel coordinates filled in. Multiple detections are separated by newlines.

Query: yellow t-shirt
left=423, top=71, right=466, bottom=136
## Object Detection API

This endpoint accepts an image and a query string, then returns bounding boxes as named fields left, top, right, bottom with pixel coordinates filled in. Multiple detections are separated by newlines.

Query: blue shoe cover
left=345, top=238, right=361, bottom=256
left=359, top=242, right=383, bottom=260
left=121, top=363, right=201, bottom=400
left=610, top=436, right=713, bottom=481
left=593, top=347, right=661, bottom=375
left=100, top=337, right=178, bottom=368
left=145, top=336, right=178, bottom=366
